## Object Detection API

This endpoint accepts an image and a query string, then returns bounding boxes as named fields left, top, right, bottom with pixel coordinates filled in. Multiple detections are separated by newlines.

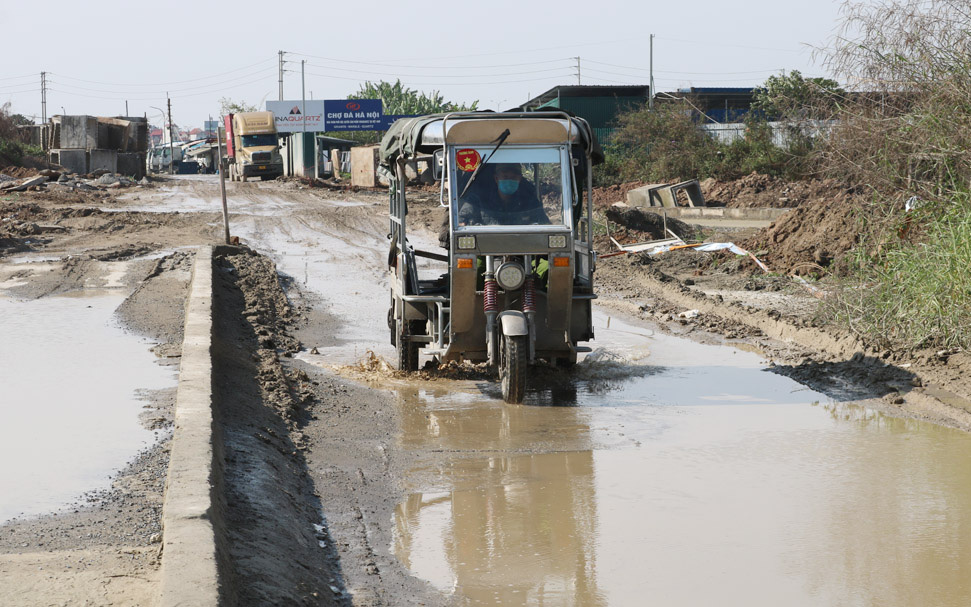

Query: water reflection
left=395, top=384, right=606, bottom=606
left=796, top=406, right=971, bottom=606
left=394, top=348, right=971, bottom=607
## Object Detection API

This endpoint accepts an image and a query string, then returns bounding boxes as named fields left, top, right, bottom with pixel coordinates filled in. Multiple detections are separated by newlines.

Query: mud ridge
left=210, top=246, right=341, bottom=606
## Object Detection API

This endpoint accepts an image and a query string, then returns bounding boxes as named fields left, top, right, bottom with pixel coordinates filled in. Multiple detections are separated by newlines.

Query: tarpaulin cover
left=378, top=111, right=603, bottom=166
left=640, top=242, right=770, bottom=272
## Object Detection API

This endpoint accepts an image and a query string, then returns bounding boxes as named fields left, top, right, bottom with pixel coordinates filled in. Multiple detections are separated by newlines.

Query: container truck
left=224, top=111, right=283, bottom=181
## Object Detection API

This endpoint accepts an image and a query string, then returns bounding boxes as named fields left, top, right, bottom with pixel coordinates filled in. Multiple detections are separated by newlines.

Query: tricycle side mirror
left=432, top=149, right=444, bottom=182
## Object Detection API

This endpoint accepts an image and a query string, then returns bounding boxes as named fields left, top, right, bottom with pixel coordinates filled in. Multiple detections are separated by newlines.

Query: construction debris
left=626, top=179, right=706, bottom=208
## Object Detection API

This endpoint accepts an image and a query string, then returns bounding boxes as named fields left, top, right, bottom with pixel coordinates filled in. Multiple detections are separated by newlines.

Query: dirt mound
left=592, top=181, right=649, bottom=210
left=701, top=172, right=856, bottom=209
left=740, top=194, right=865, bottom=275
left=0, top=166, right=41, bottom=179
left=605, top=206, right=698, bottom=241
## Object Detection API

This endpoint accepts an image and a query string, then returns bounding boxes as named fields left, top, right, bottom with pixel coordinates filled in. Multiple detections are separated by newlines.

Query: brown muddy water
left=392, top=313, right=971, bottom=606
left=0, top=292, right=174, bottom=522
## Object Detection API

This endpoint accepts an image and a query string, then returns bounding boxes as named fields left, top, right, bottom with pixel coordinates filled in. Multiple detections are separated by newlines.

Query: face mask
left=498, top=179, right=520, bottom=195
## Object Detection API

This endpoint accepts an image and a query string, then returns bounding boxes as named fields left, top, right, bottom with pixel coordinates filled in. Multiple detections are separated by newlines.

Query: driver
left=457, top=163, right=550, bottom=226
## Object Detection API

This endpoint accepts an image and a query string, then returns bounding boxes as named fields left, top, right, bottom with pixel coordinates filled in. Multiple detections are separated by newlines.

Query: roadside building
left=520, top=85, right=650, bottom=142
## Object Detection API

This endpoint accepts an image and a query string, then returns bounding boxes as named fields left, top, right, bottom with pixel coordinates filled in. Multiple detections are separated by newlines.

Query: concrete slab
left=117, top=153, right=145, bottom=179
left=351, top=145, right=378, bottom=187
left=89, top=149, right=118, bottom=173
left=626, top=183, right=668, bottom=208
left=59, top=115, right=98, bottom=149
left=52, top=149, right=88, bottom=175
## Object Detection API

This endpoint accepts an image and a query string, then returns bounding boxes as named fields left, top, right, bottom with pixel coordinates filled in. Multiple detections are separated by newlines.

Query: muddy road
left=3, top=175, right=971, bottom=606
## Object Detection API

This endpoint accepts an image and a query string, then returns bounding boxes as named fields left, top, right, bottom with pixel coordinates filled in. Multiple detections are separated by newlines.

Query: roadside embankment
left=159, top=244, right=338, bottom=606
left=159, top=246, right=220, bottom=606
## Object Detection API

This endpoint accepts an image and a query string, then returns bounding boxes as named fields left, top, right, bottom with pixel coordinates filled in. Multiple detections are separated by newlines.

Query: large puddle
left=393, top=314, right=971, bottom=606
left=103, top=183, right=971, bottom=603
left=0, top=293, right=174, bottom=522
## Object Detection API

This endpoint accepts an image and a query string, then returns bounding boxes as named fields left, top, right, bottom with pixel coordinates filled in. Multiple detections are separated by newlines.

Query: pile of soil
left=701, top=172, right=856, bottom=209
left=605, top=206, right=698, bottom=242
left=0, top=166, right=42, bottom=179
left=591, top=181, right=649, bottom=210
left=740, top=194, right=866, bottom=275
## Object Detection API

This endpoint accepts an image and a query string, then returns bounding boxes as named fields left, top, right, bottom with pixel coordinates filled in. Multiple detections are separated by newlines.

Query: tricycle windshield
left=450, top=146, right=569, bottom=229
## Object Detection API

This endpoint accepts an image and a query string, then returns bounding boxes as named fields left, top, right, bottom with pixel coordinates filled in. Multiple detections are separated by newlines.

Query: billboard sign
left=266, top=100, right=325, bottom=133
left=267, top=99, right=387, bottom=132
left=323, top=99, right=383, bottom=131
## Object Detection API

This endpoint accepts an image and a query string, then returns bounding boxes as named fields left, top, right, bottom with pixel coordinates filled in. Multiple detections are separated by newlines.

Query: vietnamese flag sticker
left=456, top=149, right=481, bottom=172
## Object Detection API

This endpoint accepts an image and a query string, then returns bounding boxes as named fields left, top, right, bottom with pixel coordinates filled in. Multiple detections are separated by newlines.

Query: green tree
left=9, top=113, right=33, bottom=126
left=349, top=79, right=478, bottom=115
left=218, top=97, right=257, bottom=115
left=326, top=80, right=479, bottom=144
left=752, top=70, right=845, bottom=120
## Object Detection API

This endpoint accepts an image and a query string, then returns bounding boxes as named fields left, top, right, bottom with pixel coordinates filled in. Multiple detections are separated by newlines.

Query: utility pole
left=278, top=50, right=285, bottom=100
left=40, top=72, right=47, bottom=123
left=301, top=59, right=306, bottom=136
left=125, top=100, right=129, bottom=117
left=575, top=56, right=581, bottom=85
left=649, top=34, right=655, bottom=110
left=167, top=94, right=175, bottom=175
left=216, top=117, right=230, bottom=244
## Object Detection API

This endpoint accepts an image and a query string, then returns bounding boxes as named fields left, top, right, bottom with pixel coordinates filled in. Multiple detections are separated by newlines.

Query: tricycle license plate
left=258, top=165, right=267, bottom=170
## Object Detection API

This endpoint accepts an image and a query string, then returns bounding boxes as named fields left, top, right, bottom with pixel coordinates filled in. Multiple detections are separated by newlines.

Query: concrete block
left=89, top=149, right=118, bottom=173
left=53, top=149, right=88, bottom=174
left=668, top=179, right=706, bottom=207
left=351, top=145, right=379, bottom=188
left=627, top=183, right=669, bottom=208
left=59, top=115, right=98, bottom=149
left=117, top=152, right=145, bottom=179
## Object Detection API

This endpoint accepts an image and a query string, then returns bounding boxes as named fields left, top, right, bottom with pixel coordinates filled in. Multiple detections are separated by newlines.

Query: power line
left=0, top=73, right=37, bottom=82
left=302, top=61, right=571, bottom=79
left=304, top=70, right=574, bottom=86
left=654, top=35, right=806, bottom=54
left=584, top=59, right=786, bottom=76
left=48, top=74, right=273, bottom=101
left=48, top=59, right=275, bottom=88
left=289, top=37, right=639, bottom=64
left=47, top=67, right=275, bottom=96
left=291, top=51, right=573, bottom=70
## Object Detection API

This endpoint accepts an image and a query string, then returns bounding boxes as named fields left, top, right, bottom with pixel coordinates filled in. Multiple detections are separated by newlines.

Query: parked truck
left=224, top=111, right=283, bottom=181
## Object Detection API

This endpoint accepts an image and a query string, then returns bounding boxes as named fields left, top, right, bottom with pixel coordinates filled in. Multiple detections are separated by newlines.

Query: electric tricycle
left=380, top=112, right=602, bottom=403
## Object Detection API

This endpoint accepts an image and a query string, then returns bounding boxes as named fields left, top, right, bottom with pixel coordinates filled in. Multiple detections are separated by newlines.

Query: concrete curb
left=159, top=246, right=220, bottom=606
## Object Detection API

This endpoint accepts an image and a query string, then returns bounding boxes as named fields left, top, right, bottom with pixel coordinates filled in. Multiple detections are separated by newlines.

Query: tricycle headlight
left=496, top=262, right=526, bottom=291
left=457, top=235, right=476, bottom=250
left=548, top=234, right=567, bottom=249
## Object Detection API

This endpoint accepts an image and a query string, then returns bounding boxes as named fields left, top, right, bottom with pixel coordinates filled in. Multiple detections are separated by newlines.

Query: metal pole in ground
left=167, top=94, right=175, bottom=175
left=301, top=60, right=307, bottom=179
left=216, top=119, right=230, bottom=244
left=649, top=34, right=655, bottom=111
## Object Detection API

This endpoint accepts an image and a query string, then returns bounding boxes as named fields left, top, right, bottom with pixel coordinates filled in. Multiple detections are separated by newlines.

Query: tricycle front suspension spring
left=522, top=275, right=537, bottom=313
left=483, top=275, right=498, bottom=313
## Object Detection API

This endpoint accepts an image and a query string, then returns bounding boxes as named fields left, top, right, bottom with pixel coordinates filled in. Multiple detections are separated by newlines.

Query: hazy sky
left=0, top=0, right=848, bottom=129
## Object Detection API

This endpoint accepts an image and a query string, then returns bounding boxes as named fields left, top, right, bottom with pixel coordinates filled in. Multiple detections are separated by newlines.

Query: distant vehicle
left=147, top=145, right=184, bottom=174
left=224, top=112, right=283, bottom=182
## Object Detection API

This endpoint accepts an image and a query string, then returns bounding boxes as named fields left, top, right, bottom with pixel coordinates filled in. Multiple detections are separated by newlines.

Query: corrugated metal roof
left=522, top=84, right=650, bottom=110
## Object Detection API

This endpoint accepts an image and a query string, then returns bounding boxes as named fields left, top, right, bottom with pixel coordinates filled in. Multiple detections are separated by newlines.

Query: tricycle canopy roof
left=379, top=111, right=603, bottom=166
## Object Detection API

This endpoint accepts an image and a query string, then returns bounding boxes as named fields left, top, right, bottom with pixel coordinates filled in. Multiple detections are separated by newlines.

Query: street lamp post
left=150, top=106, right=168, bottom=173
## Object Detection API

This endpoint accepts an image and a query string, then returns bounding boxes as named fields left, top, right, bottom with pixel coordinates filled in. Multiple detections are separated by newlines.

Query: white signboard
left=266, top=100, right=325, bottom=133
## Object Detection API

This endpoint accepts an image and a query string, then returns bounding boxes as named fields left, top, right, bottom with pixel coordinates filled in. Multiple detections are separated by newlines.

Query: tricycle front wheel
left=500, top=333, right=527, bottom=404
